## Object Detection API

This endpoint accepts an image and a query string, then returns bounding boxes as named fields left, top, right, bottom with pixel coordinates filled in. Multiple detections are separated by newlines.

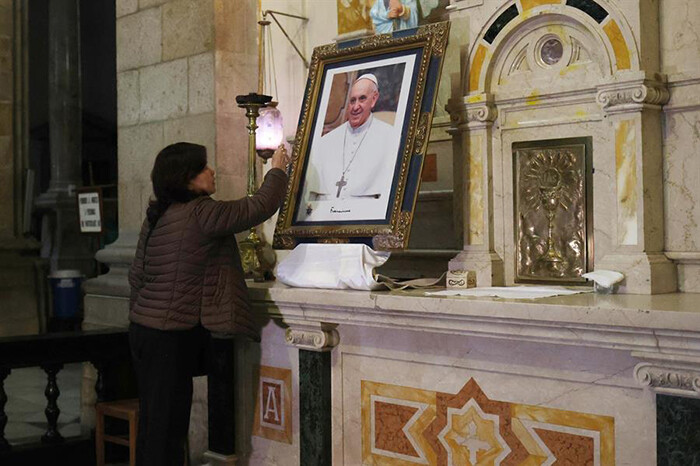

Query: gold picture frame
left=273, top=22, right=449, bottom=250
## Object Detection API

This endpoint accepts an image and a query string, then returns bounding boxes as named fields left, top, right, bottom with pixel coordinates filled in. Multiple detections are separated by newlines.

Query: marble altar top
left=248, top=283, right=700, bottom=356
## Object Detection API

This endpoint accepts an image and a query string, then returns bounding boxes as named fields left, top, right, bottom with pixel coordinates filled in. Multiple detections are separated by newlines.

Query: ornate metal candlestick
left=236, top=92, right=274, bottom=282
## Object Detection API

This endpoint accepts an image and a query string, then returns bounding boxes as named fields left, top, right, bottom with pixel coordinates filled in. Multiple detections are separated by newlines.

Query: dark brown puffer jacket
left=128, top=168, right=287, bottom=340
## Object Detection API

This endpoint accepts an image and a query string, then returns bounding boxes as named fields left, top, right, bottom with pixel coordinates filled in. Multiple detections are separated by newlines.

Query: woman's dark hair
left=146, top=142, right=207, bottom=229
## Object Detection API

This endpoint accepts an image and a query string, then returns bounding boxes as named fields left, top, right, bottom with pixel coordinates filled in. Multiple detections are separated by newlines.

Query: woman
left=128, top=141, right=289, bottom=465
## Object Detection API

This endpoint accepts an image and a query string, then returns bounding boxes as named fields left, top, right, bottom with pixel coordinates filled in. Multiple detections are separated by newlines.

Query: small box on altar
left=446, top=270, right=476, bottom=289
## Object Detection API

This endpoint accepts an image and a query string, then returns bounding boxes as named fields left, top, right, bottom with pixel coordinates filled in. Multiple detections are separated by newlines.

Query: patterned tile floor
left=4, top=363, right=82, bottom=444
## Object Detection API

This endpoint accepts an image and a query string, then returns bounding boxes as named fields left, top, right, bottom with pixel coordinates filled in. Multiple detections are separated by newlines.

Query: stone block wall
left=116, top=0, right=214, bottom=232
left=114, top=0, right=255, bottom=234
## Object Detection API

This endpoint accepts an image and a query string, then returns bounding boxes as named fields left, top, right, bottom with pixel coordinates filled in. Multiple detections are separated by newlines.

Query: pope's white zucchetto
left=355, top=73, right=379, bottom=91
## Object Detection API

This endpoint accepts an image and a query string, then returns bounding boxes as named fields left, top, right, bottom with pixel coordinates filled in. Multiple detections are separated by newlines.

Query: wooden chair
left=95, top=399, right=139, bottom=466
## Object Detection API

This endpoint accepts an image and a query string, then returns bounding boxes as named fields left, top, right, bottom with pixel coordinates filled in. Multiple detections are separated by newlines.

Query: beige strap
left=374, top=272, right=446, bottom=291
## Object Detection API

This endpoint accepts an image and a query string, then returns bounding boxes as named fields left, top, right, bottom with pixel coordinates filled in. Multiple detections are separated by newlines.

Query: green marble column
left=299, top=350, right=331, bottom=466
left=657, top=394, right=700, bottom=465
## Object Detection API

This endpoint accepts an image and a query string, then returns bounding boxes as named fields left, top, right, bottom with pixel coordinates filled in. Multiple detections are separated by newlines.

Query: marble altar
left=242, top=283, right=700, bottom=465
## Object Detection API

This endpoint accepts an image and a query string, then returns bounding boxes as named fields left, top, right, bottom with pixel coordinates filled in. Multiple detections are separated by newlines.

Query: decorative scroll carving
left=446, top=94, right=497, bottom=134
left=466, top=103, right=497, bottom=124
left=285, top=327, right=339, bottom=352
left=596, top=79, right=669, bottom=114
left=634, top=363, right=700, bottom=398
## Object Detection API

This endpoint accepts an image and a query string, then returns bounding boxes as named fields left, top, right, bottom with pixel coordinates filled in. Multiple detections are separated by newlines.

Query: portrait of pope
left=307, top=72, right=399, bottom=201
left=296, top=59, right=414, bottom=223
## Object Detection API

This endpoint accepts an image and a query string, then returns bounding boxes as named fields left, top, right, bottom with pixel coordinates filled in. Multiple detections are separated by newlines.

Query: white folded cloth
left=276, top=244, right=390, bottom=290
left=581, top=270, right=624, bottom=288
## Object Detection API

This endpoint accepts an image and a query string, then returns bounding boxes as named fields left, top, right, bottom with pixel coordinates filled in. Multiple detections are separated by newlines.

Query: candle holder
left=236, top=92, right=275, bottom=282
left=256, top=101, right=283, bottom=161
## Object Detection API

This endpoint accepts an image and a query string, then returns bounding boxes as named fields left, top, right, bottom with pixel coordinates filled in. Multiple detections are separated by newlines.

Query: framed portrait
left=274, top=22, right=449, bottom=250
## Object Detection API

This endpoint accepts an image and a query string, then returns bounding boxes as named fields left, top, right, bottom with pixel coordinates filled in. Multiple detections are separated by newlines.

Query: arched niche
left=466, top=0, right=640, bottom=97
left=447, top=0, right=676, bottom=293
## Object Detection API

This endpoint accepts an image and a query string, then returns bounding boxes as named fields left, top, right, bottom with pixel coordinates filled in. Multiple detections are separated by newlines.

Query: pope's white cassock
left=305, top=114, right=400, bottom=203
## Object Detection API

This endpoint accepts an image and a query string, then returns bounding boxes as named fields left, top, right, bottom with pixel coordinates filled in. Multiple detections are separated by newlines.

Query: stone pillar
left=34, top=0, right=97, bottom=275
left=47, top=0, right=81, bottom=194
left=595, top=72, right=677, bottom=294
left=447, top=93, right=504, bottom=287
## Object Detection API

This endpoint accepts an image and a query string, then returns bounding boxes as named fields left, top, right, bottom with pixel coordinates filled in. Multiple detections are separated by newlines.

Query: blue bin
left=49, top=270, right=84, bottom=319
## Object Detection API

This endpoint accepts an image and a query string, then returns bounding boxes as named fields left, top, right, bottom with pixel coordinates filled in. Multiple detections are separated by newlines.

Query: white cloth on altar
left=276, top=244, right=390, bottom=290
left=296, top=116, right=400, bottom=222
left=582, top=270, right=624, bottom=288
left=426, top=286, right=593, bottom=299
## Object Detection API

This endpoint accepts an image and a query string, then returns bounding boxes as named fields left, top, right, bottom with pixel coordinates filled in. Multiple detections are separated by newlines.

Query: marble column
left=447, top=93, right=504, bottom=287
left=34, top=0, right=96, bottom=275
left=595, top=72, right=677, bottom=293
left=285, top=321, right=339, bottom=466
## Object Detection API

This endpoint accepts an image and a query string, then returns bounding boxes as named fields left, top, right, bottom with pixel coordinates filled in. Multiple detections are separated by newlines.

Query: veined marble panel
left=663, top=109, right=700, bottom=253
left=666, top=76, right=700, bottom=112
left=602, top=19, right=631, bottom=71
left=500, top=100, right=602, bottom=130
left=520, top=0, right=559, bottom=11
left=361, top=378, right=614, bottom=465
left=469, top=45, right=488, bottom=93
left=660, top=0, right=700, bottom=76
left=614, top=119, right=638, bottom=246
left=467, top=134, right=484, bottom=245
left=336, top=339, right=654, bottom=466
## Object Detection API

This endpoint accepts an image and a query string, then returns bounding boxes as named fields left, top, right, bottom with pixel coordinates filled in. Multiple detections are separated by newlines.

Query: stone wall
left=0, top=1, right=41, bottom=337
left=117, top=0, right=214, bottom=232
left=115, top=0, right=258, bottom=234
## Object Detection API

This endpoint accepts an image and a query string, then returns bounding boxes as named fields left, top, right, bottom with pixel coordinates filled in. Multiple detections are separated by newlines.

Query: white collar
left=347, top=115, right=373, bottom=135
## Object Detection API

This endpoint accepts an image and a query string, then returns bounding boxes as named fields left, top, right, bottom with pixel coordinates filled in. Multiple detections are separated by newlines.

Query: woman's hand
left=271, top=144, right=290, bottom=171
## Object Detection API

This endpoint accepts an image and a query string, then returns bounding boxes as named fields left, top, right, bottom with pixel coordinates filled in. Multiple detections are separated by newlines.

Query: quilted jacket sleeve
left=195, top=168, right=288, bottom=237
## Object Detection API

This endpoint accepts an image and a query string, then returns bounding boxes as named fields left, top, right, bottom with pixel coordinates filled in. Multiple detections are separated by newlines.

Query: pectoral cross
left=335, top=175, right=347, bottom=198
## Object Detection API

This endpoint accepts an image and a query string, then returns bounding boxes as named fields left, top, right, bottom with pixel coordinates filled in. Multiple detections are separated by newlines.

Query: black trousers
left=128, top=323, right=210, bottom=466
